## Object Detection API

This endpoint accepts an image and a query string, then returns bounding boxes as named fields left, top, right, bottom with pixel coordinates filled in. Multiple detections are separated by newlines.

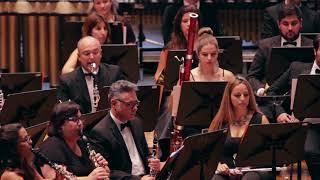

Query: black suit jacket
left=247, top=35, right=313, bottom=92
left=266, top=61, right=313, bottom=117
left=57, top=63, right=124, bottom=114
left=89, top=113, right=150, bottom=180
left=262, top=2, right=320, bottom=39
left=161, top=0, right=222, bottom=44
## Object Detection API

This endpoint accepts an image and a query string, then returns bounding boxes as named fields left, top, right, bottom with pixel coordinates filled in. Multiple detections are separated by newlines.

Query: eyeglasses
left=20, top=135, right=32, bottom=143
left=67, top=116, right=82, bottom=122
left=116, top=99, right=140, bottom=108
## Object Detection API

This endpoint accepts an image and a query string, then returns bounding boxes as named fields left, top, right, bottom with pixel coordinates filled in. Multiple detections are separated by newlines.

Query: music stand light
left=267, top=47, right=314, bottom=85
left=176, top=81, right=227, bottom=128
left=0, top=72, right=42, bottom=97
left=97, top=85, right=160, bottom=132
left=293, top=74, right=320, bottom=120
left=0, top=89, right=57, bottom=127
left=101, top=44, right=139, bottom=83
left=156, top=129, right=227, bottom=180
left=235, top=122, right=308, bottom=180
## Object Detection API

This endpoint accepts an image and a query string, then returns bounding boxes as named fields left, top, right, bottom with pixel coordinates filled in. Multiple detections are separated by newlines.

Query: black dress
left=38, top=136, right=95, bottom=177
left=212, top=112, right=271, bottom=180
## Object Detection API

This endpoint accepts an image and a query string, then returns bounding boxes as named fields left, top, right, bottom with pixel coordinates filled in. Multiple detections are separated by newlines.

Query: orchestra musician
left=0, top=123, right=58, bottom=180
left=62, top=12, right=111, bottom=75
left=208, top=76, right=270, bottom=180
left=89, top=80, right=162, bottom=180
left=91, top=0, right=136, bottom=44
left=266, top=35, right=320, bottom=179
left=57, top=36, right=124, bottom=114
left=39, top=101, right=110, bottom=179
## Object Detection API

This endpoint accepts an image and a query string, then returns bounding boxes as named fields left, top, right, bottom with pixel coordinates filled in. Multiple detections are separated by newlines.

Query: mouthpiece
left=90, top=63, right=98, bottom=75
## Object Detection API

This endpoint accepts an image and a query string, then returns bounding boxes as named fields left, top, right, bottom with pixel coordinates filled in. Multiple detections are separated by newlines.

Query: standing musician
left=0, top=123, right=50, bottom=180
left=39, top=101, right=110, bottom=179
left=89, top=80, right=161, bottom=180
left=208, top=76, right=270, bottom=180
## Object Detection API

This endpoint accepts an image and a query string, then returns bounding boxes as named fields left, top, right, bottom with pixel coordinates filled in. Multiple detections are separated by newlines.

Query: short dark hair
left=278, top=4, right=302, bottom=21
left=314, top=34, right=320, bottom=51
left=48, top=101, right=80, bottom=137
left=108, top=80, right=137, bottom=103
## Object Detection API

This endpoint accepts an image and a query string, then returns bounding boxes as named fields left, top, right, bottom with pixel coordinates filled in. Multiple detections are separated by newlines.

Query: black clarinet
left=32, top=148, right=77, bottom=180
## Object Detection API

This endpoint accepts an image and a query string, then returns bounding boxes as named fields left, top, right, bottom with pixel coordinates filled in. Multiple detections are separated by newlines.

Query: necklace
left=232, top=114, right=250, bottom=127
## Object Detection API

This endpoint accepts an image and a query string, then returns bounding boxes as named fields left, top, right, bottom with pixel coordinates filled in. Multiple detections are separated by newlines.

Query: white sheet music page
left=290, top=78, right=298, bottom=110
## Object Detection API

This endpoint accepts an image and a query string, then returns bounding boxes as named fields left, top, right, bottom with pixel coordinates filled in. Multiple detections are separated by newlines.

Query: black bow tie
left=84, top=73, right=93, bottom=77
left=120, top=122, right=130, bottom=131
left=283, top=41, right=297, bottom=46
left=315, top=69, right=320, bottom=74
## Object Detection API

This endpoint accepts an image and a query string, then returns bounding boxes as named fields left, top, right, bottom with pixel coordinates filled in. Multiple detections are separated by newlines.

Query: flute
left=215, top=166, right=287, bottom=174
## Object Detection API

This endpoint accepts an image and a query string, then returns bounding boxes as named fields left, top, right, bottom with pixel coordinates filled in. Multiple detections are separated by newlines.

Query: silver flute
left=32, top=148, right=77, bottom=180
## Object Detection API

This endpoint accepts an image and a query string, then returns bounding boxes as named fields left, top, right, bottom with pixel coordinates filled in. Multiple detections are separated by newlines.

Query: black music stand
left=60, top=21, right=83, bottom=66
left=109, top=22, right=124, bottom=44
left=0, top=89, right=57, bottom=127
left=26, top=121, right=49, bottom=148
left=97, top=85, right=160, bottom=132
left=235, top=122, right=308, bottom=180
left=0, top=72, right=42, bottom=97
left=176, top=81, right=227, bottom=128
left=163, top=50, right=186, bottom=91
left=101, top=44, right=139, bottom=83
left=293, top=74, right=320, bottom=120
left=266, top=47, right=314, bottom=85
left=156, top=129, right=228, bottom=180
left=216, top=36, right=243, bottom=74
left=81, top=109, right=108, bottom=132
left=301, top=33, right=320, bottom=40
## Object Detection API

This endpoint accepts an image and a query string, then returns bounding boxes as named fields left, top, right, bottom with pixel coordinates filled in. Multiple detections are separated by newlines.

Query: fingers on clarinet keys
left=148, top=157, right=160, bottom=177
left=89, top=167, right=110, bottom=180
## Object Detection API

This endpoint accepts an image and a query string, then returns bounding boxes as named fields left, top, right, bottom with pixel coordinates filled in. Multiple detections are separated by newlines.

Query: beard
left=280, top=30, right=300, bottom=42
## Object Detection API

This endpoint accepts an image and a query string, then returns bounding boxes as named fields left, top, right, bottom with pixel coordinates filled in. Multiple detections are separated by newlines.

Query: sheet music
left=171, top=85, right=181, bottom=117
left=123, top=25, right=127, bottom=44
left=290, top=78, right=297, bottom=110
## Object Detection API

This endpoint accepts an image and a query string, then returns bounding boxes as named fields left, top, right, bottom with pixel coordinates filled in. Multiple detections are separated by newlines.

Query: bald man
left=57, top=36, right=124, bottom=113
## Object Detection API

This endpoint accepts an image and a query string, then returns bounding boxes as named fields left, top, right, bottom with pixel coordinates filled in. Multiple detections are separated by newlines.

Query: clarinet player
left=39, top=101, right=110, bottom=180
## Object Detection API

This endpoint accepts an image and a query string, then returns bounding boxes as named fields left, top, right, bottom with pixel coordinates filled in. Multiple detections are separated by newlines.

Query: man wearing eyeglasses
left=89, top=80, right=161, bottom=180
left=57, top=36, right=125, bottom=114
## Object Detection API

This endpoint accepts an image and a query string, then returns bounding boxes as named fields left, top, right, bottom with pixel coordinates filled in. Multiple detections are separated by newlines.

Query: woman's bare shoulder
left=1, top=170, right=23, bottom=180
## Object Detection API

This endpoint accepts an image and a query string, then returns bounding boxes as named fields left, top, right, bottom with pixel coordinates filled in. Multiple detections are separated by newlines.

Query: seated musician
left=208, top=76, right=270, bottom=180
left=266, top=35, right=320, bottom=179
left=0, top=123, right=50, bottom=180
left=39, top=101, right=110, bottom=180
left=62, top=12, right=112, bottom=75
left=89, top=80, right=162, bottom=180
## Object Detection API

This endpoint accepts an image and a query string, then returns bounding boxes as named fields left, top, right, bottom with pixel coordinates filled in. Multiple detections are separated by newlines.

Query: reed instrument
left=82, top=134, right=107, bottom=169
left=32, top=148, right=77, bottom=180
left=90, top=63, right=100, bottom=112
left=150, top=133, right=159, bottom=177
left=170, top=12, right=198, bottom=154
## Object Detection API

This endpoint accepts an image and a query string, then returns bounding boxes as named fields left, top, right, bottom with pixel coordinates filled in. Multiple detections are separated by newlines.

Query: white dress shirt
left=281, top=35, right=301, bottom=47
left=110, top=111, right=146, bottom=176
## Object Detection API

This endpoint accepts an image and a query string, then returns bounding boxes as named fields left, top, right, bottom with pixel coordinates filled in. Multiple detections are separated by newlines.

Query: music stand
left=176, top=81, right=227, bottom=128
left=61, top=20, right=83, bottom=66
left=0, top=89, right=57, bottom=127
left=163, top=50, right=186, bottom=91
left=97, top=85, right=160, bottom=132
left=101, top=44, right=139, bottom=83
left=301, top=33, right=320, bottom=41
left=216, top=36, right=243, bottom=74
left=157, top=129, right=228, bottom=180
left=235, top=122, right=308, bottom=180
left=293, top=74, right=320, bottom=120
left=81, top=109, right=108, bottom=132
left=266, top=47, right=314, bottom=85
left=0, top=72, right=42, bottom=97
left=26, top=121, right=49, bottom=148
left=109, top=22, right=124, bottom=44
